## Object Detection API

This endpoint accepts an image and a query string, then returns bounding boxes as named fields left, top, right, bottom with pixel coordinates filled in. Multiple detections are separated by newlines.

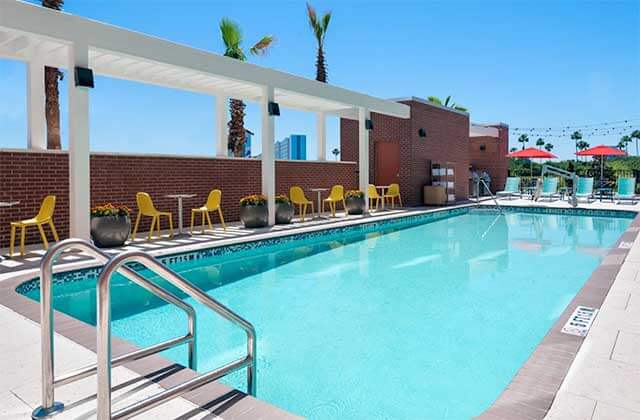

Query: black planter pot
left=240, top=204, right=269, bottom=228
left=90, top=215, right=131, bottom=248
left=275, top=202, right=294, bottom=224
left=345, top=196, right=365, bottom=215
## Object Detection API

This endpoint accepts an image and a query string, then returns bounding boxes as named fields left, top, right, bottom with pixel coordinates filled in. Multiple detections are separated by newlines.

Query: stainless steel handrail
left=96, top=251, right=257, bottom=419
left=32, top=239, right=197, bottom=419
left=475, top=179, right=503, bottom=213
left=541, top=164, right=578, bottom=207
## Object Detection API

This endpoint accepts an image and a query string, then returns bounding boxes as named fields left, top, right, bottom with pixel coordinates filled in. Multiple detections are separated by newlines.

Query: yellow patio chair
left=384, top=183, right=403, bottom=208
left=322, top=185, right=346, bottom=217
left=290, top=186, right=314, bottom=221
left=368, top=184, right=382, bottom=210
left=132, top=192, right=173, bottom=241
left=10, top=195, right=59, bottom=257
left=190, top=189, right=226, bottom=233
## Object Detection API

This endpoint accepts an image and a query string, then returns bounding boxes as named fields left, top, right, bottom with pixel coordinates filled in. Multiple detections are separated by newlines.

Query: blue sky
left=1, top=0, right=638, bottom=159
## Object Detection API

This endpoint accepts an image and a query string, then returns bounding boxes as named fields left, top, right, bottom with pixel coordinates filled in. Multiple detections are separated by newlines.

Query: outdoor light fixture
left=268, top=102, right=280, bottom=116
left=365, top=119, right=373, bottom=130
left=480, top=144, right=486, bottom=151
left=418, top=128, right=427, bottom=138
left=74, top=67, right=94, bottom=88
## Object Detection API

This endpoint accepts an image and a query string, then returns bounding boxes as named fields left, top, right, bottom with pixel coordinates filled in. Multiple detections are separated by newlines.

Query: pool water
left=24, top=209, right=632, bottom=419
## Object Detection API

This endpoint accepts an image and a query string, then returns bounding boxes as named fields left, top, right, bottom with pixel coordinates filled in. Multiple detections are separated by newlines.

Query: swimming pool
left=20, top=207, right=634, bottom=419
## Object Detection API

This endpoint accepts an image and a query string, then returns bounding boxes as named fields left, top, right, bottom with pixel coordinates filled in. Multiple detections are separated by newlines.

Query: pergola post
left=261, top=85, right=276, bottom=225
left=68, top=42, right=91, bottom=240
left=358, top=107, right=370, bottom=213
left=316, top=112, right=326, bottom=161
left=215, top=95, right=228, bottom=157
left=26, top=55, right=46, bottom=150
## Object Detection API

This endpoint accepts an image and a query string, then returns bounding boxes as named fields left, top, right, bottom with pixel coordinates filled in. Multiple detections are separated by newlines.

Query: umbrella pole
left=600, top=156, right=604, bottom=189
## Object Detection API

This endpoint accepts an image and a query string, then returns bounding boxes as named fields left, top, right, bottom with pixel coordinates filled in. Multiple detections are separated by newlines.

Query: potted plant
left=239, top=194, right=268, bottom=228
left=345, top=190, right=366, bottom=214
left=275, top=194, right=294, bottom=224
left=90, top=203, right=132, bottom=248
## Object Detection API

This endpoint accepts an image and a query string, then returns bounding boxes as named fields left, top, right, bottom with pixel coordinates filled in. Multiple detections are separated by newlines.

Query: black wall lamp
left=268, top=101, right=280, bottom=116
left=74, top=67, right=94, bottom=88
left=418, top=128, right=427, bottom=138
left=365, top=119, right=373, bottom=130
left=479, top=144, right=486, bottom=151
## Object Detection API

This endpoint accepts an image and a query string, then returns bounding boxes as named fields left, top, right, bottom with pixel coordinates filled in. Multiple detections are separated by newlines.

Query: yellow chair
left=132, top=192, right=173, bottom=241
left=290, top=186, right=314, bottom=221
left=368, top=184, right=382, bottom=210
left=10, top=195, right=59, bottom=257
left=190, top=189, right=226, bottom=233
left=322, top=185, right=346, bottom=217
left=384, top=183, right=403, bottom=208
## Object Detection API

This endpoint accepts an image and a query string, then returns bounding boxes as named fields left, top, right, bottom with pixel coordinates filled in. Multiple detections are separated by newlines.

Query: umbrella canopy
left=575, top=144, right=627, bottom=187
left=576, top=144, right=627, bottom=157
left=506, top=147, right=558, bottom=159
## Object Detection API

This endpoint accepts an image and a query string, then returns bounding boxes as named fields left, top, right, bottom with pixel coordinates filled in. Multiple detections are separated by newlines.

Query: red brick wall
left=469, top=125, right=509, bottom=191
left=340, top=99, right=470, bottom=206
left=0, top=150, right=356, bottom=245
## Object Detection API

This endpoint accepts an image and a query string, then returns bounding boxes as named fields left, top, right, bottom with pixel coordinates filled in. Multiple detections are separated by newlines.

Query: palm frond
left=250, top=35, right=274, bottom=56
left=220, top=18, right=246, bottom=60
left=444, top=96, right=451, bottom=107
left=427, top=96, right=442, bottom=105
left=453, top=105, right=468, bottom=112
left=321, top=12, right=332, bottom=36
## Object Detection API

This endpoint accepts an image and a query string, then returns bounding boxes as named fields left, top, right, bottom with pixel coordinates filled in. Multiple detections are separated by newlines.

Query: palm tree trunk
left=228, top=99, right=246, bottom=157
left=316, top=46, right=327, bottom=83
left=44, top=66, right=62, bottom=150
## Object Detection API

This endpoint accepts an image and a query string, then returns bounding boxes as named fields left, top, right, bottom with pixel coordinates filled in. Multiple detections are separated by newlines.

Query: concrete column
left=68, top=42, right=91, bottom=240
left=261, top=86, right=276, bottom=225
left=316, top=112, right=326, bottom=161
left=26, top=57, right=46, bottom=150
left=215, top=95, right=228, bottom=157
left=358, top=107, right=370, bottom=213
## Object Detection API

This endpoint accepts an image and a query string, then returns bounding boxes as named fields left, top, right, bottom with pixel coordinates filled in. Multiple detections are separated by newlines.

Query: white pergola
left=0, top=0, right=409, bottom=237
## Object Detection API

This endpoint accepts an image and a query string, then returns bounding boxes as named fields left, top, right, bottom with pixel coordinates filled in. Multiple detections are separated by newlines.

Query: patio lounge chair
left=575, top=177, right=594, bottom=203
left=496, top=177, right=521, bottom=200
left=615, top=177, right=637, bottom=204
left=537, top=177, right=560, bottom=202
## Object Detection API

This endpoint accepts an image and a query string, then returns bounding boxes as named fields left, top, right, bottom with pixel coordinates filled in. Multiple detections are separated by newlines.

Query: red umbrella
left=506, top=147, right=558, bottom=177
left=576, top=145, right=627, bottom=185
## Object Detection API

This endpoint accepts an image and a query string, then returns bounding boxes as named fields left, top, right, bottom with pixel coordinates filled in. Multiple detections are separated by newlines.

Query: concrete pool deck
left=1, top=199, right=639, bottom=419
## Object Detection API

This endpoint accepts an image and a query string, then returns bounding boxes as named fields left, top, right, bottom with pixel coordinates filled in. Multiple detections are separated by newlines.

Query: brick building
left=469, top=123, right=510, bottom=193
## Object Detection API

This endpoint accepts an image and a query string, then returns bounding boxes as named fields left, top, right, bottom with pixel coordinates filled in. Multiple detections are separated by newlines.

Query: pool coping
left=477, top=210, right=640, bottom=420
left=0, top=202, right=638, bottom=419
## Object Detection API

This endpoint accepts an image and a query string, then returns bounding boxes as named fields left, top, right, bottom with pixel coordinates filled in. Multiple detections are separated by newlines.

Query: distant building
left=243, top=129, right=254, bottom=157
left=274, top=134, right=307, bottom=160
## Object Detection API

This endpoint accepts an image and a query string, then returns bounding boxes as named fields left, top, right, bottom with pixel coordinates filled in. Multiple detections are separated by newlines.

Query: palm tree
left=517, top=134, right=529, bottom=150
left=619, top=135, right=632, bottom=153
left=306, top=3, right=331, bottom=83
left=331, top=148, right=340, bottom=160
left=570, top=131, right=582, bottom=162
left=219, top=18, right=273, bottom=156
left=427, top=96, right=468, bottom=112
left=42, top=0, right=64, bottom=150
left=631, top=130, right=640, bottom=156
left=544, top=143, right=554, bottom=152
left=535, top=138, right=545, bottom=147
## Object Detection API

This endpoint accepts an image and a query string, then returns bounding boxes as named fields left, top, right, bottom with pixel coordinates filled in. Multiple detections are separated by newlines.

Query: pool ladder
left=475, top=178, right=503, bottom=213
left=32, top=238, right=257, bottom=420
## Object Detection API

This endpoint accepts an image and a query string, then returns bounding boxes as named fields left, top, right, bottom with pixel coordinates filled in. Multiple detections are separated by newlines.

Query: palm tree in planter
left=332, top=148, right=340, bottom=160
left=427, top=96, right=468, bottom=112
left=306, top=3, right=332, bottom=83
left=42, top=0, right=64, bottom=150
left=219, top=18, right=274, bottom=156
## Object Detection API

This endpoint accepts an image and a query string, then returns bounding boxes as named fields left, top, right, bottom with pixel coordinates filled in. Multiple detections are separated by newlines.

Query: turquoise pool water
left=22, top=209, right=633, bottom=419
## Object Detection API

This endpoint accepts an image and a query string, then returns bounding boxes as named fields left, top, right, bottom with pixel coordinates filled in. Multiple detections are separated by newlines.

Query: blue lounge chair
left=615, top=177, right=637, bottom=204
left=496, top=177, right=521, bottom=200
left=538, top=177, right=559, bottom=201
left=575, top=177, right=594, bottom=203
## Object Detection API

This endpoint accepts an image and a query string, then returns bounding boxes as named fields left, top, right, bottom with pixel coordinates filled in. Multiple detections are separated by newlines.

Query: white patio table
left=165, top=194, right=196, bottom=234
left=310, top=188, right=329, bottom=220
left=0, top=201, right=20, bottom=259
